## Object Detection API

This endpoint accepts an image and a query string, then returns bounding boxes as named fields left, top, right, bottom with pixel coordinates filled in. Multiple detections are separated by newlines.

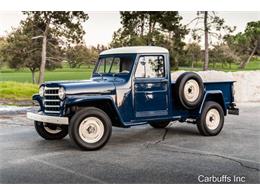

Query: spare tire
left=175, top=72, right=204, bottom=110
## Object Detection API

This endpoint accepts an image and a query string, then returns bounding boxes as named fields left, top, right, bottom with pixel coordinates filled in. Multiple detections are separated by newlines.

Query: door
left=134, top=55, right=169, bottom=118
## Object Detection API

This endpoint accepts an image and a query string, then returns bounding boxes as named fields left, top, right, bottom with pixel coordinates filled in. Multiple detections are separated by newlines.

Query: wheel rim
left=205, top=108, right=220, bottom=130
left=183, top=79, right=200, bottom=102
left=78, top=117, right=104, bottom=144
left=43, top=123, right=62, bottom=134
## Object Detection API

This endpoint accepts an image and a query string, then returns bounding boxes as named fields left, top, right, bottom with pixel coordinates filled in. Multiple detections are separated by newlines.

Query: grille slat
left=45, top=110, right=61, bottom=113
left=45, top=105, right=60, bottom=108
left=44, top=99, right=60, bottom=102
left=44, top=94, right=59, bottom=96
left=43, top=87, right=61, bottom=115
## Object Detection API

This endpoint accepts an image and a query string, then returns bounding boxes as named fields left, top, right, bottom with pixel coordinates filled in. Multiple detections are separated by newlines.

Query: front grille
left=43, top=87, right=61, bottom=115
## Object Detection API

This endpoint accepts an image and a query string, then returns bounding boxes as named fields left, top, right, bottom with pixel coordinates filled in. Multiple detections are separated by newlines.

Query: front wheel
left=34, top=121, right=68, bottom=140
left=69, top=107, right=112, bottom=150
left=197, top=101, right=224, bottom=136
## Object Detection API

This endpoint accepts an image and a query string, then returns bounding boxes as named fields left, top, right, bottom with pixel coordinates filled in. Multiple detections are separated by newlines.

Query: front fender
left=199, top=90, right=227, bottom=115
left=32, top=94, right=43, bottom=110
left=65, top=95, right=126, bottom=127
left=65, top=95, right=115, bottom=106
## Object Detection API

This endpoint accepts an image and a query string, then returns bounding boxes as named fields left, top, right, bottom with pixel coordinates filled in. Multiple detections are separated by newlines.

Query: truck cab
left=27, top=46, right=239, bottom=150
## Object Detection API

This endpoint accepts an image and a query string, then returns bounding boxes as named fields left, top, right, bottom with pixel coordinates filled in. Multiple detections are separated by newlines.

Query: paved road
left=0, top=103, right=259, bottom=183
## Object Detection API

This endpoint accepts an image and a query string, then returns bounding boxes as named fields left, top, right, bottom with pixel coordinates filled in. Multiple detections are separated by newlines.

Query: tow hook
left=228, top=103, right=239, bottom=115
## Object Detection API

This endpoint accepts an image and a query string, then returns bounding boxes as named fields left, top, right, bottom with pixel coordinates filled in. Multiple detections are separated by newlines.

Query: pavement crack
left=179, top=150, right=259, bottom=171
left=146, top=128, right=169, bottom=146
left=162, top=128, right=168, bottom=141
left=205, top=153, right=260, bottom=172
left=147, top=144, right=260, bottom=172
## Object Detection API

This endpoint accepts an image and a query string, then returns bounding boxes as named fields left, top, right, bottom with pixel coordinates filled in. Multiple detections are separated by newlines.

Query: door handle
left=160, top=79, right=168, bottom=83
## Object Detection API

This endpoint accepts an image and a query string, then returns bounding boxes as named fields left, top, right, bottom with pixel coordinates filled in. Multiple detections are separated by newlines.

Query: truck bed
left=171, top=80, right=234, bottom=107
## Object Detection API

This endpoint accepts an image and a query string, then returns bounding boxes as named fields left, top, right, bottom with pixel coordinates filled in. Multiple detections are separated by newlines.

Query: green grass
left=0, top=59, right=259, bottom=83
left=0, top=68, right=93, bottom=83
left=0, top=81, right=38, bottom=100
left=0, top=58, right=259, bottom=102
left=178, top=58, right=260, bottom=72
left=0, top=66, right=93, bottom=101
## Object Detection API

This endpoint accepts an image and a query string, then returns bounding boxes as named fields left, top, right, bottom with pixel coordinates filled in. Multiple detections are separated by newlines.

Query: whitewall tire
left=34, top=121, right=68, bottom=140
left=175, top=72, right=204, bottom=110
left=69, top=107, right=112, bottom=150
left=197, top=101, right=224, bottom=136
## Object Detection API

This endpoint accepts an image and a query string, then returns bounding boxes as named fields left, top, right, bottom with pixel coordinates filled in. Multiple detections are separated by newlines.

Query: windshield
left=95, top=55, right=135, bottom=75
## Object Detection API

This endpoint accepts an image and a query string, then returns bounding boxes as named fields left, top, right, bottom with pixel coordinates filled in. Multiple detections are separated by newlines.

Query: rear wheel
left=149, top=121, right=170, bottom=129
left=197, top=101, right=224, bottom=136
left=34, top=121, right=68, bottom=140
left=69, top=107, right=112, bottom=150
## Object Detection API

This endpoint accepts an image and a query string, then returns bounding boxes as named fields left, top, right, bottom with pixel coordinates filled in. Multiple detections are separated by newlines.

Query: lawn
left=0, top=59, right=259, bottom=103
left=1, top=59, right=259, bottom=83
left=0, top=67, right=93, bottom=102
left=0, top=81, right=38, bottom=101
left=0, top=66, right=93, bottom=83
left=178, top=58, right=260, bottom=72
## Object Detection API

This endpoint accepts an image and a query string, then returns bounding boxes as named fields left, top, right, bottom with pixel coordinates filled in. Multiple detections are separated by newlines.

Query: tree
left=0, top=37, right=7, bottom=67
left=185, top=43, right=201, bottom=69
left=110, top=11, right=188, bottom=69
left=1, top=21, right=63, bottom=83
left=22, top=11, right=89, bottom=84
left=66, top=44, right=99, bottom=68
left=159, top=12, right=188, bottom=69
left=225, top=21, right=260, bottom=68
left=190, top=11, right=235, bottom=70
left=96, top=44, right=109, bottom=53
left=209, top=44, right=239, bottom=69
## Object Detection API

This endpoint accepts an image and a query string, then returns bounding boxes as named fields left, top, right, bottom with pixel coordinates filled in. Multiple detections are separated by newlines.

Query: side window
left=135, top=55, right=165, bottom=78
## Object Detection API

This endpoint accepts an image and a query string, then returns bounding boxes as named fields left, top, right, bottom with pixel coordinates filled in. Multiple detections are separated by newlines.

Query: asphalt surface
left=0, top=103, right=259, bottom=184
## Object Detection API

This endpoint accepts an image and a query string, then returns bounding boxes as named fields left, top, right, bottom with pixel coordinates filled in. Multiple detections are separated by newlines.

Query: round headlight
left=39, top=86, right=45, bottom=97
left=58, top=87, right=66, bottom=100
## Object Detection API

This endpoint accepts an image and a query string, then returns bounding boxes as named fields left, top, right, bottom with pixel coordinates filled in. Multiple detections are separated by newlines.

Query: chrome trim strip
left=44, top=105, right=60, bottom=108
left=44, top=110, right=60, bottom=113
left=44, top=94, right=59, bottom=96
left=44, top=99, right=60, bottom=102
left=45, top=87, right=60, bottom=90
left=27, top=112, right=68, bottom=125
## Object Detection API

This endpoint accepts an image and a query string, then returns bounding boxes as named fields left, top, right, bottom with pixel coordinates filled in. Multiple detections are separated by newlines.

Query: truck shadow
left=109, top=125, right=200, bottom=146
left=166, top=125, right=200, bottom=136
left=33, top=125, right=200, bottom=151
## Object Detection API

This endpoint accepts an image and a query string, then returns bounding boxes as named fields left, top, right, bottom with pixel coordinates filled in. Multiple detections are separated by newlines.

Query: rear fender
left=199, top=90, right=227, bottom=116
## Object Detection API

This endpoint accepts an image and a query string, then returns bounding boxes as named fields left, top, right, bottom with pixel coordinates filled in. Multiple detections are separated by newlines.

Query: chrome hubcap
left=79, top=117, right=104, bottom=143
left=205, top=108, right=220, bottom=130
left=184, top=79, right=200, bottom=102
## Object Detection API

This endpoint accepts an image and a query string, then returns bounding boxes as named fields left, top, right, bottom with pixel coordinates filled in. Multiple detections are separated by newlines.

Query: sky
left=0, top=11, right=259, bottom=47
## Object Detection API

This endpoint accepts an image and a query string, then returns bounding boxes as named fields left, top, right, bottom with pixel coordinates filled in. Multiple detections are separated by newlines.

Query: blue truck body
left=28, top=46, right=239, bottom=150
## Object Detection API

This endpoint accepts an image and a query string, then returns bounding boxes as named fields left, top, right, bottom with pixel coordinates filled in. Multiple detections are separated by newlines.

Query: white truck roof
left=100, top=46, right=169, bottom=55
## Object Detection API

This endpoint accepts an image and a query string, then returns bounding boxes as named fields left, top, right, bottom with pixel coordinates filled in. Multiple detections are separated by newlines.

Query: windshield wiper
left=96, top=72, right=104, bottom=80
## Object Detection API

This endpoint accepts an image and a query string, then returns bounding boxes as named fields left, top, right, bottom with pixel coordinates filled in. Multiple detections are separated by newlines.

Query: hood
left=44, top=79, right=116, bottom=95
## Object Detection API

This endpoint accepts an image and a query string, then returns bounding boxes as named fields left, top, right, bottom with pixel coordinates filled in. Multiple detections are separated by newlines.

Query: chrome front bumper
left=27, top=112, right=69, bottom=125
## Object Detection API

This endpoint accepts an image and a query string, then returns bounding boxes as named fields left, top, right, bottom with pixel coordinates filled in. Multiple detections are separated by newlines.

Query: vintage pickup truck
left=27, top=46, right=239, bottom=150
